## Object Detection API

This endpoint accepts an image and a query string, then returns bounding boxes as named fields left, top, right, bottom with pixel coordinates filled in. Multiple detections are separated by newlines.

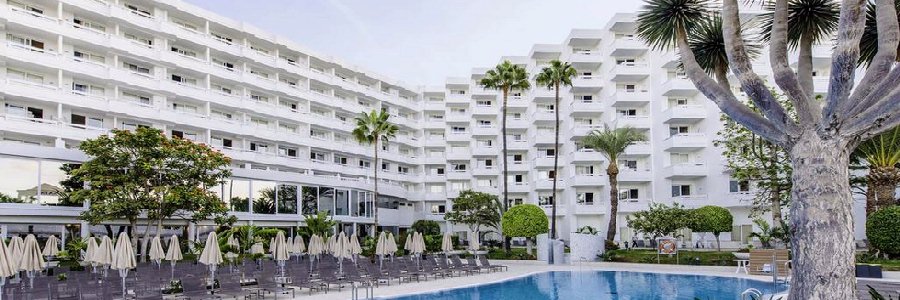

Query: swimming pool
left=386, top=271, right=786, bottom=300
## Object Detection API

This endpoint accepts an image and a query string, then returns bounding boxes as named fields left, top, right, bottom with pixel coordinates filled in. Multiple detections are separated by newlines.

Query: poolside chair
left=421, top=257, right=448, bottom=279
left=179, top=275, right=217, bottom=300
left=216, top=274, right=253, bottom=299
left=287, top=267, right=324, bottom=295
left=435, top=256, right=466, bottom=276
left=478, top=255, right=508, bottom=272
left=253, top=273, right=296, bottom=299
left=465, top=256, right=486, bottom=273
left=50, top=280, right=81, bottom=300
left=359, top=258, right=393, bottom=286
left=450, top=255, right=478, bottom=274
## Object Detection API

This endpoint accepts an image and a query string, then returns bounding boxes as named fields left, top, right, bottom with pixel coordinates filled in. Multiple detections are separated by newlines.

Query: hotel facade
left=0, top=0, right=866, bottom=248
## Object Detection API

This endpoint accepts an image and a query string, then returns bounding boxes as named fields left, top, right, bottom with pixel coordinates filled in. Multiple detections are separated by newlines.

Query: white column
left=0, top=225, right=8, bottom=240
left=80, top=221, right=90, bottom=238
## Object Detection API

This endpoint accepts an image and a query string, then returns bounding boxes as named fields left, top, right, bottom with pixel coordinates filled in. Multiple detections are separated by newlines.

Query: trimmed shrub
left=688, top=205, right=733, bottom=251
left=411, top=220, right=442, bottom=236
left=867, top=206, right=900, bottom=258
left=502, top=204, right=549, bottom=238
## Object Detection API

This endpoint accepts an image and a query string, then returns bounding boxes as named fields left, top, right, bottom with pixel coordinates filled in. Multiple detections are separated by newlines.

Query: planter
left=536, top=234, right=565, bottom=264
left=569, top=233, right=605, bottom=262
left=856, top=264, right=883, bottom=278
left=732, top=252, right=750, bottom=260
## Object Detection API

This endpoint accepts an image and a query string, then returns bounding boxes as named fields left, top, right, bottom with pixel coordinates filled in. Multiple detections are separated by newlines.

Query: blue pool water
left=386, top=271, right=786, bottom=300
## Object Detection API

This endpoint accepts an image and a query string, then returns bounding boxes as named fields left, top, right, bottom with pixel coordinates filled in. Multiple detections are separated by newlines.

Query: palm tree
left=757, top=0, right=840, bottom=96
left=856, top=126, right=900, bottom=214
left=583, top=126, right=647, bottom=244
left=687, top=15, right=761, bottom=89
left=859, top=0, right=900, bottom=66
left=478, top=60, right=530, bottom=252
left=534, top=60, right=576, bottom=263
left=352, top=109, right=398, bottom=234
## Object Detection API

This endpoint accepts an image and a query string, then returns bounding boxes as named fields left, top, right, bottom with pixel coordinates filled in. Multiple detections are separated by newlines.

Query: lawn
left=602, top=249, right=740, bottom=266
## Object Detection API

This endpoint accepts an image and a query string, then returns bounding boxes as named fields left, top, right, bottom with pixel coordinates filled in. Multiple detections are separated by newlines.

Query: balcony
left=446, top=132, right=470, bottom=142
left=610, top=62, right=650, bottom=82
left=572, top=124, right=603, bottom=137
left=508, top=183, right=530, bottom=193
left=534, top=179, right=566, bottom=190
left=608, top=37, right=647, bottom=57
left=506, top=118, right=530, bottom=129
left=572, top=204, right=605, bottom=215
left=619, top=199, right=652, bottom=213
left=445, top=113, right=471, bottom=123
left=533, top=157, right=555, bottom=168
left=473, top=167, right=499, bottom=176
left=571, top=76, right=603, bottom=92
left=531, top=111, right=555, bottom=122
left=663, top=162, right=708, bottom=179
left=616, top=116, right=650, bottom=129
left=571, top=150, right=603, bottom=163
left=672, top=195, right=710, bottom=207
left=569, top=52, right=603, bottom=65
left=472, top=147, right=497, bottom=156
left=446, top=149, right=472, bottom=160
left=624, top=141, right=652, bottom=156
left=609, top=90, right=650, bottom=107
left=662, top=133, right=708, bottom=151
left=447, top=171, right=472, bottom=180
left=423, top=119, right=445, bottom=129
left=532, top=132, right=558, bottom=145
left=422, top=156, right=446, bottom=165
left=507, top=140, right=530, bottom=151
left=423, top=192, right=447, bottom=201
left=663, top=105, right=706, bottom=123
left=507, top=97, right=530, bottom=108
left=571, top=101, right=604, bottom=114
left=661, top=77, right=699, bottom=97
left=472, top=105, right=500, bottom=116
left=570, top=174, right=605, bottom=187
left=532, top=88, right=555, bottom=99
left=472, top=125, right=498, bottom=136
left=617, top=169, right=653, bottom=182
left=424, top=139, right=446, bottom=148
left=446, top=93, right=470, bottom=104
left=423, top=175, right=446, bottom=182
left=424, top=101, right=445, bottom=111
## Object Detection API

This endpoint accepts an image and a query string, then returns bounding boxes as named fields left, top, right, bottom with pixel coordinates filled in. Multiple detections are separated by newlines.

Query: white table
left=735, top=259, right=749, bottom=274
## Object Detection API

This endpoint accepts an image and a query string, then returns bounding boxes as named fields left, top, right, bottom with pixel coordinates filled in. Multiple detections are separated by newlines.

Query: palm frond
left=858, top=0, right=900, bottom=66
left=582, top=126, right=648, bottom=162
left=352, top=109, right=398, bottom=146
left=856, top=126, right=900, bottom=168
left=636, top=0, right=714, bottom=51
left=534, top=60, right=578, bottom=90
left=479, top=60, right=531, bottom=92
left=756, top=0, right=840, bottom=49
left=683, top=14, right=761, bottom=74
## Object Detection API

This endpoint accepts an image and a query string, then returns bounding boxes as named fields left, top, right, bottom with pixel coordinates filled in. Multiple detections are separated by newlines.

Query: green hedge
left=867, top=206, right=900, bottom=258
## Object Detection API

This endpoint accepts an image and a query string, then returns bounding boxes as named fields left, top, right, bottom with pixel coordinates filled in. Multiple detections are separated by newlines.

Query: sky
left=184, top=0, right=644, bottom=87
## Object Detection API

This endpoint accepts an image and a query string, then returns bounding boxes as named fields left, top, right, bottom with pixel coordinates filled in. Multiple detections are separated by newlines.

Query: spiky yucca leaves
left=859, top=0, right=900, bottom=66
left=685, top=15, right=761, bottom=85
left=636, top=0, right=714, bottom=50
left=856, top=127, right=900, bottom=214
left=757, top=0, right=840, bottom=48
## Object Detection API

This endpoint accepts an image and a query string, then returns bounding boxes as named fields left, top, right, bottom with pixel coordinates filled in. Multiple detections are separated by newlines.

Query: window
left=211, top=32, right=233, bottom=44
left=170, top=45, right=197, bottom=58
left=576, top=165, right=595, bottom=175
left=513, top=154, right=524, bottom=164
left=6, top=34, right=45, bottom=51
left=538, top=195, right=554, bottom=206
left=7, top=69, right=44, bottom=84
left=123, top=32, right=153, bottom=47
left=450, top=181, right=470, bottom=191
left=125, top=3, right=153, bottom=18
left=451, top=164, right=467, bottom=172
left=477, top=120, right=492, bottom=127
left=476, top=100, right=492, bottom=107
left=72, top=82, right=105, bottom=97
left=433, top=167, right=445, bottom=175
left=619, top=160, right=638, bottom=170
left=625, top=84, right=636, bottom=92
left=71, top=114, right=103, bottom=128
left=250, top=142, right=269, bottom=152
left=671, top=185, right=692, bottom=197
left=670, top=153, right=690, bottom=164
left=333, top=155, right=348, bottom=165
left=428, top=185, right=445, bottom=193
left=618, top=109, right=638, bottom=116
left=249, top=68, right=270, bottom=79
left=431, top=204, right=446, bottom=214
left=477, top=179, right=495, bottom=187
left=250, top=93, right=270, bottom=103
left=397, top=166, right=409, bottom=174
left=450, top=90, right=466, bottom=95
left=172, top=103, right=198, bottom=113
left=249, top=44, right=271, bottom=55
left=619, top=188, right=640, bottom=200
left=451, top=126, right=467, bottom=133
left=730, top=180, right=751, bottom=193
left=122, top=91, right=152, bottom=106
left=310, top=151, right=326, bottom=161
left=211, top=137, right=232, bottom=148
left=359, top=160, right=371, bottom=169
left=10, top=1, right=44, bottom=15
left=669, top=126, right=690, bottom=136
left=544, top=148, right=556, bottom=157
left=279, top=146, right=298, bottom=158
left=170, top=74, right=197, bottom=85
left=510, top=174, right=525, bottom=184
left=73, top=49, right=105, bottom=64
left=577, top=192, right=595, bottom=205
left=279, top=123, right=297, bottom=133
left=123, top=61, right=151, bottom=75
left=212, top=58, right=235, bottom=71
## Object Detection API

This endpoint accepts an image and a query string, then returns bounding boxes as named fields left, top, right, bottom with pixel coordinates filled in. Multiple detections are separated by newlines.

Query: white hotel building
left=0, top=0, right=866, bottom=247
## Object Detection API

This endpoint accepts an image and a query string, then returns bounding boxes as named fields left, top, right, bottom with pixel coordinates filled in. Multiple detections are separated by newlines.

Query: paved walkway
left=304, top=260, right=795, bottom=300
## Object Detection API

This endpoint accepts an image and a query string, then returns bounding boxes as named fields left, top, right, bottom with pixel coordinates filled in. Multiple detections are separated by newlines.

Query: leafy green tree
left=444, top=190, right=502, bottom=236
left=501, top=204, right=548, bottom=255
left=534, top=60, right=576, bottom=258
left=583, top=126, right=647, bottom=243
left=69, top=127, right=232, bottom=253
left=867, top=206, right=900, bottom=257
left=478, top=60, right=531, bottom=253
left=855, top=126, right=900, bottom=214
left=637, top=0, right=900, bottom=294
left=352, top=109, right=398, bottom=233
left=0, top=193, right=26, bottom=203
left=714, top=95, right=794, bottom=225
left=411, top=220, right=441, bottom=236
left=688, top=206, right=733, bottom=251
left=626, top=203, right=692, bottom=239
left=300, top=211, right=337, bottom=239
left=56, top=163, right=85, bottom=206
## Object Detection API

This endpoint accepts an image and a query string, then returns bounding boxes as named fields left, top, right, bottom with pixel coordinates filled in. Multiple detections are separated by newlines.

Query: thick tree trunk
left=771, top=186, right=784, bottom=226
left=501, top=88, right=511, bottom=253
left=606, top=163, right=620, bottom=243
left=866, top=166, right=900, bottom=215
left=788, top=133, right=856, bottom=299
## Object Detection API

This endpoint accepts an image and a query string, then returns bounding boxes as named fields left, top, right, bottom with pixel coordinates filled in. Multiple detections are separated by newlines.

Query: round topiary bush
left=502, top=204, right=549, bottom=238
left=867, top=206, right=900, bottom=257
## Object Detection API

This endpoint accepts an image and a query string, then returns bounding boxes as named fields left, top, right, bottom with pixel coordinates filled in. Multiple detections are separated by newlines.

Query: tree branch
left=841, top=0, right=900, bottom=119
left=821, top=0, right=871, bottom=128
left=769, top=0, right=818, bottom=125
left=842, top=88, right=900, bottom=139
left=675, top=26, right=790, bottom=146
left=721, top=0, right=799, bottom=135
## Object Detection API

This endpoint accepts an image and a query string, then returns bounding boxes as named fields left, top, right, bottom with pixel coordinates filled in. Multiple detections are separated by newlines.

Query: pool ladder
left=351, top=281, right=375, bottom=300
left=741, top=288, right=763, bottom=300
